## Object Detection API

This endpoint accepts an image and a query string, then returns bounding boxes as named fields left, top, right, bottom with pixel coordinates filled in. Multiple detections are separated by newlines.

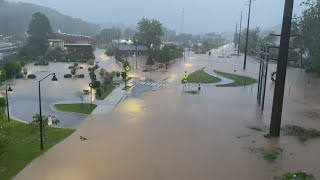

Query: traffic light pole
left=270, top=0, right=294, bottom=137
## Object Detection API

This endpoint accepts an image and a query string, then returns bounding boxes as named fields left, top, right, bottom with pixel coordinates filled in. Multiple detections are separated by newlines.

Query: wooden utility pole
left=235, top=22, right=238, bottom=48
left=270, top=0, right=295, bottom=137
left=238, top=11, right=242, bottom=56
left=243, top=0, right=252, bottom=70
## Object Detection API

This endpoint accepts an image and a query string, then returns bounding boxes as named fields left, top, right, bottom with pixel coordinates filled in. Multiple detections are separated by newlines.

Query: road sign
left=183, top=74, right=188, bottom=79
left=125, top=65, right=130, bottom=72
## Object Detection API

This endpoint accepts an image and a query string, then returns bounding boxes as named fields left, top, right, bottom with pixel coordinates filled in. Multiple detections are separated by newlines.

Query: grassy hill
left=0, top=0, right=100, bottom=38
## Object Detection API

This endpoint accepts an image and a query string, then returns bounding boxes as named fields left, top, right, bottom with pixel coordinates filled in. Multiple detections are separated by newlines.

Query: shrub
left=64, top=74, right=72, bottom=78
left=79, top=66, right=84, bottom=69
left=96, top=88, right=102, bottom=98
left=27, top=74, right=36, bottom=79
left=87, top=59, right=94, bottom=65
left=115, top=71, right=121, bottom=77
left=15, top=72, right=24, bottom=79
left=99, top=68, right=106, bottom=78
left=68, top=66, right=74, bottom=69
left=94, top=64, right=100, bottom=69
left=88, top=67, right=95, bottom=72
left=90, top=81, right=101, bottom=89
left=75, top=74, right=85, bottom=78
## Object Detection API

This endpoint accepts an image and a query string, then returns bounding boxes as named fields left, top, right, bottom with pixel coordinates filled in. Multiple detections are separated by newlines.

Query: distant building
left=48, top=39, right=64, bottom=49
left=114, top=43, right=148, bottom=57
left=64, top=44, right=94, bottom=54
left=54, top=32, right=91, bottom=44
left=47, top=31, right=94, bottom=60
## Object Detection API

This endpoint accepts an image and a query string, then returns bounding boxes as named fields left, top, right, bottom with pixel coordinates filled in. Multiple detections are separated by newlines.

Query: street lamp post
left=89, top=82, right=93, bottom=107
left=5, top=84, right=13, bottom=122
left=38, top=73, right=58, bottom=150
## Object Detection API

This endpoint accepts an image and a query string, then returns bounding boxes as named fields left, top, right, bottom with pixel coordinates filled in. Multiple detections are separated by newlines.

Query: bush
left=27, top=74, right=36, bottom=79
left=87, top=59, right=94, bottom=65
left=15, top=72, right=24, bottom=79
left=96, top=88, right=102, bottom=98
left=116, top=71, right=121, bottom=77
left=64, top=74, right=72, bottom=78
left=34, top=61, right=49, bottom=66
left=79, top=66, right=84, bottom=69
left=68, top=66, right=74, bottom=69
left=75, top=74, right=85, bottom=78
left=115, top=54, right=124, bottom=62
left=90, top=81, right=101, bottom=89
left=99, top=68, right=106, bottom=78
left=88, top=67, right=95, bottom=72
left=0, top=97, right=6, bottom=107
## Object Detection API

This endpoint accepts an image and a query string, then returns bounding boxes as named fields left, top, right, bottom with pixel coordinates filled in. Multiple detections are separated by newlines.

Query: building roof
left=115, top=44, right=148, bottom=51
left=54, top=32, right=91, bottom=44
left=65, top=43, right=92, bottom=46
left=48, top=39, right=64, bottom=42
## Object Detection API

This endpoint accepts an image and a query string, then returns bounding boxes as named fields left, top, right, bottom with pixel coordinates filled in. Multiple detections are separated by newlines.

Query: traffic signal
left=121, top=72, right=127, bottom=79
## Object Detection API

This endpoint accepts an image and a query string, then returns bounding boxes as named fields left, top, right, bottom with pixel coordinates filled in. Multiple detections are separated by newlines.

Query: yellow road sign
left=183, top=74, right=188, bottom=79
left=125, top=65, right=130, bottom=72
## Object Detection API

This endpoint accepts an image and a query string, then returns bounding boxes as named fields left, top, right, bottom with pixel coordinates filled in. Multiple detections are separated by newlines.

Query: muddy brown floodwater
left=14, top=46, right=320, bottom=180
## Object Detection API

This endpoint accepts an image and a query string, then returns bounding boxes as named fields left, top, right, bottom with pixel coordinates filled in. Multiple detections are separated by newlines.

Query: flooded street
left=14, top=45, right=320, bottom=179
left=1, top=49, right=122, bottom=128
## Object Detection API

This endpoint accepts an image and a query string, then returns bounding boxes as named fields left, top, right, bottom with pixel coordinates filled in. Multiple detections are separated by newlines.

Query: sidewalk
left=199, top=67, right=235, bottom=86
left=91, top=83, right=127, bottom=114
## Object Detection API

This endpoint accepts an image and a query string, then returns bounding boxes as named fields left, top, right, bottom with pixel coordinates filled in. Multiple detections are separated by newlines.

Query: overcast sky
left=10, top=0, right=306, bottom=33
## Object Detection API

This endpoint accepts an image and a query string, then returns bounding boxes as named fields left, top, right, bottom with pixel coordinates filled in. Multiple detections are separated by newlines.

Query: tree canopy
left=136, top=18, right=164, bottom=51
left=299, top=0, right=320, bottom=74
left=22, top=12, right=52, bottom=58
left=156, top=45, right=183, bottom=71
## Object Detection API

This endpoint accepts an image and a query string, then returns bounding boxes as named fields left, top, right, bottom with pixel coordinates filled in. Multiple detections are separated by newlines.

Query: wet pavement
left=12, top=44, right=320, bottom=179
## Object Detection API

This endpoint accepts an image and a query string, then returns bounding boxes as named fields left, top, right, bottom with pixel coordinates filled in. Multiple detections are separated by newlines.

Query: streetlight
left=39, top=73, right=58, bottom=150
left=5, top=84, right=13, bottom=122
left=89, top=82, right=93, bottom=107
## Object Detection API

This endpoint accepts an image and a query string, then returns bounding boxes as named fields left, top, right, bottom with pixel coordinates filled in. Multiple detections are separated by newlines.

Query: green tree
left=1, top=55, right=23, bottom=79
left=75, top=91, right=86, bottom=104
left=30, top=114, right=60, bottom=137
left=46, top=48, right=65, bottom=61
left=156, top=48, right=171, bottom=71
left=146, top=57, right=154, bottom=70
left=136, top=18, right=164, bottom=52
left=105, top=45, right=116, bottom=56
left=300, top=0, right=320, bottom=74
left=201, top=41, right=210, bottom=52
left=123, top=28, right=136, bottom=39
left=24, top=12, right=52, bottom=58
left=239, top=27, right=262, bottom=56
